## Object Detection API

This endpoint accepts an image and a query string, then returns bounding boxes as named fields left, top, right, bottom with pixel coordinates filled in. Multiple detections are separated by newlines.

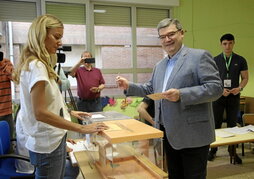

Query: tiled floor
left=207, top=144, right=254, bottom=179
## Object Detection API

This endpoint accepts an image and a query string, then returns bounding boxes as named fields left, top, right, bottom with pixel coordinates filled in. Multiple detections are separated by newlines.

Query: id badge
left=224, top=79, right=231, bottom=87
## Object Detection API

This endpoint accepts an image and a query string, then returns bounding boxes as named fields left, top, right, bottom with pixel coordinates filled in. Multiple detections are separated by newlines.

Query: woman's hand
left=70, top=110, right=92, bottom=120
left=80, top=122, right=109, bottom=134
left=66, top=138, right=76, bottom=152
left=67, top=138, right=76, bottom=144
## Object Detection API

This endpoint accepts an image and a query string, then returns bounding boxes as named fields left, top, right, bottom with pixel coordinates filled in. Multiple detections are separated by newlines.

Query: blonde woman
left=13, top=14, right=108, bottom=179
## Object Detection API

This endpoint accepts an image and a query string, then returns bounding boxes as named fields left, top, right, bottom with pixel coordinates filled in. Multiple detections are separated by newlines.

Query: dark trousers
left=213, top=94, right=240, bottom=129
left=161, top=125, right=209, bottom=179
left=211, top=94, right=240, bottom=153
left=77, top=97, right=102, bottom=112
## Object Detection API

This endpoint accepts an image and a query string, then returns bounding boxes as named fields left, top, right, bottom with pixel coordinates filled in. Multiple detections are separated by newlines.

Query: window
left=1, top=1, right=171, bottom=99
left=94, top=5, right=132, bottom=96
left=136, top=7, right=169, bottom=82
left=46, top=2, right=87, bottom=96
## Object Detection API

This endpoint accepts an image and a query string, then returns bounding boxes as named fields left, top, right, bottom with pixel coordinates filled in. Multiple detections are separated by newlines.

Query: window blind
left=0, top=0, right=36, bottom=22
left=137, top=8, right=170, bottom=27
left=46, top=2, right=86, bottom=25
left=94, top=5, right=131, bottom=26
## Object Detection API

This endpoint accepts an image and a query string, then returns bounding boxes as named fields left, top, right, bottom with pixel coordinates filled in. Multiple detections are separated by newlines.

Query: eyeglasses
left=158, top=29, right=182, bottom=40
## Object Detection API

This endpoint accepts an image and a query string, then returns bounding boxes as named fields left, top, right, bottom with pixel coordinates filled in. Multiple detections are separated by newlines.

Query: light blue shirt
left=162, top=45, right=184, bottom=92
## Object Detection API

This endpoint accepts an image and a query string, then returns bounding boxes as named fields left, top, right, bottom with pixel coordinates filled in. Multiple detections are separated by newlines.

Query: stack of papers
left=215, top=130, right=235, bottom=138
left=222, top=125, right=254, bottom=135
left=67, top=141, right=87, bottom=166
left=216, top=125, right=254, bottom=138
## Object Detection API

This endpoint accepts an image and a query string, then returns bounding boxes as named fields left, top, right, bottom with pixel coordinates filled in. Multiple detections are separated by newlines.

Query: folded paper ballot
left=147, top=93, right=166, bottom=100
left=91, top=114, right=105, bottom=119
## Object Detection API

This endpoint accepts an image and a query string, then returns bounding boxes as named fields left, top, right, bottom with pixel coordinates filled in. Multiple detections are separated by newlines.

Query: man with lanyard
left=208, top=33, right=249, bottom=163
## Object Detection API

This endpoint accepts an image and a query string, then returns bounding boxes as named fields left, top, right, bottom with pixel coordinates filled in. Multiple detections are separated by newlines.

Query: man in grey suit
left=116, top=18, right=223, bottom=179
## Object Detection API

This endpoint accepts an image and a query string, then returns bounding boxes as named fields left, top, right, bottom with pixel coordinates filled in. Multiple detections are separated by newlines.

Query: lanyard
left=223, top=53, right=232, bottom=78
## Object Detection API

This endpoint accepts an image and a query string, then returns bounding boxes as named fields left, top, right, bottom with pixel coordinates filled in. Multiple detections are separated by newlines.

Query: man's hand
left=90, top=87, right=100, bottom=93
left=223, top=88, right=231, bottom=96
left=116, top=76, right=129, bottom=90
left=162, top=88, right=180, bottom=102
left=229, top=87, right=241, bottom=95
left=79, top=58, right=85, bottom=65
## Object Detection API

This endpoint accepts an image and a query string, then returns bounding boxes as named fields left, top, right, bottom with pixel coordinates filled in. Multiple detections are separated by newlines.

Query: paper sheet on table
left=245, top=124, right=254, bottom=132
left=222, top=126, right=250, bottom=135
left=91, top=114, right=105, bottom=119
left=147, top=93, right=166, bottom=100
left=215, top=130, right=235, bottom=138
left=105, top=124, right=122, bottom=132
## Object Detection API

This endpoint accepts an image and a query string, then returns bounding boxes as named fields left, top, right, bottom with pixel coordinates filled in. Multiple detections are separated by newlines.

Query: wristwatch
left=239, top=86, right=243, bottom=91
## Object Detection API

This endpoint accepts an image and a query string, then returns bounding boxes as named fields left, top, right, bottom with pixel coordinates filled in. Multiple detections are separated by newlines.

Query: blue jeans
left=29, top=135, right=67, bottom=179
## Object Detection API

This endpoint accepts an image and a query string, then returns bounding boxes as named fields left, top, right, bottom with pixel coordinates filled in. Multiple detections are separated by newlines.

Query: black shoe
left=228, top=145, right=242, bottom=164
left=234, top=154, right=242, bottom=164
left=208, top=151, right=216, bottom=161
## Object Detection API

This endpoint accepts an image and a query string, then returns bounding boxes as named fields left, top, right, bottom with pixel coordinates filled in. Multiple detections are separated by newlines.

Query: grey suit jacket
left=126, top=46, right=223, bottom=150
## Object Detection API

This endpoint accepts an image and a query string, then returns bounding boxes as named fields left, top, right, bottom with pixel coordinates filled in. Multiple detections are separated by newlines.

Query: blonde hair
left=13, top=14, right=63, bottom=84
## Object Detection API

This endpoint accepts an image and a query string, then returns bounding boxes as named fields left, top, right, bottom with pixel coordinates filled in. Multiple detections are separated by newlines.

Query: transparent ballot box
left=82, top=111, right=132, bottom=123
left=84, top=119, right=167, bottom=179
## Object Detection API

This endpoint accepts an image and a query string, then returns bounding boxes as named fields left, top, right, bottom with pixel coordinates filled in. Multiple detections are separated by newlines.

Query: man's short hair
left=220, top=33, right=235, bottom=43
left=81, top=51, right=92, bottom=58
left=157, top=18, right=183, bottom=34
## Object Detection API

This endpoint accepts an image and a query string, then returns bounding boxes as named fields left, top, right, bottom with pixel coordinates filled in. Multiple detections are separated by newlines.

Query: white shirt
left=18, top=60, right=70, bottom=153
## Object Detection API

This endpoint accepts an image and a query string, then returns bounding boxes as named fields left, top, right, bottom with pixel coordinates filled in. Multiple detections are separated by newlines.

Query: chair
left=241, top=114, right=254, bottom=156
left=0, top=120, right=34, bottom=179
left=242, top=113, right=254, bottom=126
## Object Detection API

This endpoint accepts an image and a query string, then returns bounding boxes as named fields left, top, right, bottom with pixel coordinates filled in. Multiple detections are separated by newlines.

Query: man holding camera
left=69, top=51, right=105, bottom=112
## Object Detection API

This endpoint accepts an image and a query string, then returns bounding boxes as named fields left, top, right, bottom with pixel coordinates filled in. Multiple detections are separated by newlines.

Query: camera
left=57, top=46, right=72, bottom=63
left=0, top=52, right=3, bottom=61
left=83, top=58, right=95, bottom=63
left=0, top=45, right=3, bottom=61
